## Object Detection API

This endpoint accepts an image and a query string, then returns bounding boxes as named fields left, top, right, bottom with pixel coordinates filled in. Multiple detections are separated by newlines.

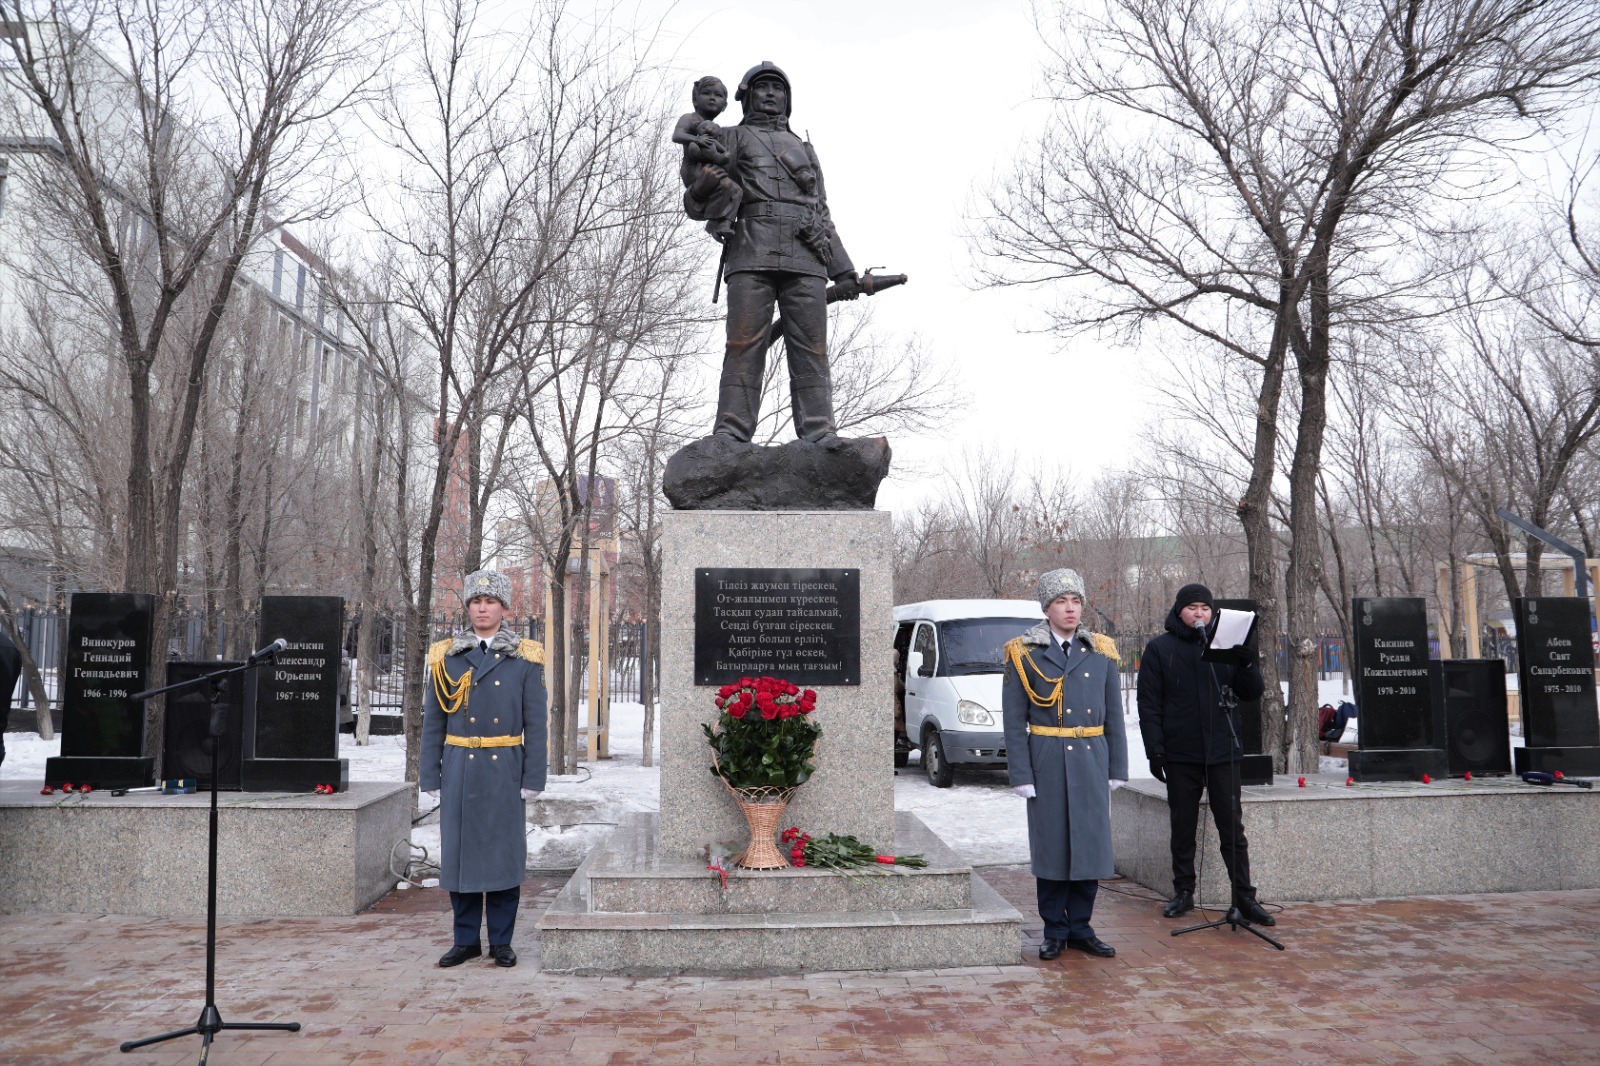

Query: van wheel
left=922, top=728, right=954, bottom=788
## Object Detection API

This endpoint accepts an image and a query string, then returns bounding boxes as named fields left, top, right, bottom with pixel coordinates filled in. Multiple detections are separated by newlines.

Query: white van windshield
left=937, top=617, right=1037, bottom=675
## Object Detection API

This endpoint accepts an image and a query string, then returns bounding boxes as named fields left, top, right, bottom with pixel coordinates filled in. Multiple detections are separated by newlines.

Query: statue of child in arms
left=673, top=76, right=742, bottom=242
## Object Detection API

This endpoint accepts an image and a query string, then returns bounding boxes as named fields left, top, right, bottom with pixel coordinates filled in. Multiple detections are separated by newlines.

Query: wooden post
left=1464, top=563, right=1481, bottom=659
left=583, top=542, right=613, bottom=762
left=1435, top=561, right=1453, bottom=659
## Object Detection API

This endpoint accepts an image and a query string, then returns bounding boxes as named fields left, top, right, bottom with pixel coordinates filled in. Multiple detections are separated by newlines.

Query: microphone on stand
left=248, top=638, right=288, bottom=665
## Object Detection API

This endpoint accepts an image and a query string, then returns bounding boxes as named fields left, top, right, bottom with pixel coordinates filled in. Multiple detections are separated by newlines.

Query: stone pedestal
left=0, top=780, right=410, bottom=916
left=1112, top=775, right=1600, bottom=903
left=540, top=508, right=1022, bottom=973
left=658, top=510, right=895, bottom=857
left=540, top=812, right=1021, bottom=974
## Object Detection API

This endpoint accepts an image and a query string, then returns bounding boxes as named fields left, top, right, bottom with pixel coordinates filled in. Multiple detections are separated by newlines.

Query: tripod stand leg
left=119, top=1026, right=201, bottom=1053
left=1235, top=920, right=1286, bottom=951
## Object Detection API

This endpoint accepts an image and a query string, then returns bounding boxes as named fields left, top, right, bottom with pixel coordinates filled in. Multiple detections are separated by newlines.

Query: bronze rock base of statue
left=663, top=435, right=892, bottom=511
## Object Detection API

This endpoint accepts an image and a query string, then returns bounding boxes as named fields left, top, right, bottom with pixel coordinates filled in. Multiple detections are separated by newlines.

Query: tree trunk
left=548, top=579, right=571, bottom=775
left=1237, top=302, right=1291, bottom=770
left=1283, top=267, right=1334, bottom=775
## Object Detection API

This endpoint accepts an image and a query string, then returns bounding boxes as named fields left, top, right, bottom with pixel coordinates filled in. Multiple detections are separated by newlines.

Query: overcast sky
left=630, top=0, right=1154, bottom=510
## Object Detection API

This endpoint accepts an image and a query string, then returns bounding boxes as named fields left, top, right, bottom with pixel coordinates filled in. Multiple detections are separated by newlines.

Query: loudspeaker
left=161, top=660, right=245, bottom=790
left=1430, top=659, right=1511, bottom=776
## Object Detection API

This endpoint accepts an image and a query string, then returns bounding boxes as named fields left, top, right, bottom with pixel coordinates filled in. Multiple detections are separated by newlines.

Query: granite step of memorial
left=538, top=811, right=1023, bottom=974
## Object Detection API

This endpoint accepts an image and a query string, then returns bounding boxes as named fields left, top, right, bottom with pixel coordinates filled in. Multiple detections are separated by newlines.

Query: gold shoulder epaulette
left=518, top=639, right=544, bottom=664
left=429, top=641, right=470, bottom=714
left=1091, top=632, right=1121, bottom=664
left=1003, top=635, right=1026, bottom=658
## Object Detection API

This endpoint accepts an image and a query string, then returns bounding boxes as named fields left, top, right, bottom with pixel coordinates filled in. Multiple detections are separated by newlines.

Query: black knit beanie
left=1172, top=583, right=1214, bottom=613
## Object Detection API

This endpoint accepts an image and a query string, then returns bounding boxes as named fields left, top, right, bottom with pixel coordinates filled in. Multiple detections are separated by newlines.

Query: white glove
left=1012, top=784, right=1036, bottom=799
left=1109, top=779, right=1127, bottom=792
left=520, top=788, right=541, bottom=800
left=422, top=789, right=438, bottom=799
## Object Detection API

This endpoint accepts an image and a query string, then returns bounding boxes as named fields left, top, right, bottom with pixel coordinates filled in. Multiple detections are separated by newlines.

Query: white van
left=892, top=599, right=1044, bottom=788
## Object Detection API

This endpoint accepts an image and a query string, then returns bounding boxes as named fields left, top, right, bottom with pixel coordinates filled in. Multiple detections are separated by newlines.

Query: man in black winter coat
left=1136, top=583, right=1276, bottom=926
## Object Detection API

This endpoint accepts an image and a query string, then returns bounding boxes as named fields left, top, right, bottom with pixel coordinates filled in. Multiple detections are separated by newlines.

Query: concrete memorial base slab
left=0, top=779, right=411, bottom=917
left=1348, top=746, right=1449, bottom=781
left=1112, top=774, right=1600, bottom=904
left=1516, top=745, right=1600, bottom=775
left=538, top=811, right=1022, bottom=974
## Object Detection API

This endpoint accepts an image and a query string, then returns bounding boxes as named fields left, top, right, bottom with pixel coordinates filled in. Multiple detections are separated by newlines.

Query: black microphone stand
left=119, top=649, right=302, bottom=1060
left=1171, top=630, right=1284, bottom=951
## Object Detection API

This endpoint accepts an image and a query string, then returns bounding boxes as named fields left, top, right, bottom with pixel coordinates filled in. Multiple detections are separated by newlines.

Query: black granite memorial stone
left=242, top=596, right=348, bottom=792
left=44, top=592, right=156, bottom=788
left=1512, top=597, right=1600, bottom=776
left=1215, top=597, right=1273, bottom=785
left=1347, top=596, right=1447, bottom=782
left=694, top=568, right=860, bottom=686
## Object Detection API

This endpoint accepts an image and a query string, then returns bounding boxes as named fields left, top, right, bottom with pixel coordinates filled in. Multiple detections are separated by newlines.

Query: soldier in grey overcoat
left=421, top=569, right=547, bottom=968
left=1002, top=568, right=1128, bottom=960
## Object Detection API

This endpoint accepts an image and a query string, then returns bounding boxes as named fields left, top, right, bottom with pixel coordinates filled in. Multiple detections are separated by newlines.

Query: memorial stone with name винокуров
left=44, top=592, right=157, bottom=789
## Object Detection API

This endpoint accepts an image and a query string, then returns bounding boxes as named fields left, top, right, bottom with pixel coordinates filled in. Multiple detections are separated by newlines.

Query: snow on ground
left=1, top=675, right=1556, bottom=874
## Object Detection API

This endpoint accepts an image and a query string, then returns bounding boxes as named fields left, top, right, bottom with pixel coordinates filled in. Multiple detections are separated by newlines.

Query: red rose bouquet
left=782, top=827, right=929, bottom=871
left=703, top=675, right=822, bottom=791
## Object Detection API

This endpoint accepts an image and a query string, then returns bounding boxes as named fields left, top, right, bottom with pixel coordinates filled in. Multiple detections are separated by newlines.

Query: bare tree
left=1, top=0, right=377, bottom=754
left=512, top=121, right=701, bottom=775
left=978, top=0, right=1600, bottom=771
left=369, top=0, right=668, bottom=785
left=612, top=344, right=701, bottom=767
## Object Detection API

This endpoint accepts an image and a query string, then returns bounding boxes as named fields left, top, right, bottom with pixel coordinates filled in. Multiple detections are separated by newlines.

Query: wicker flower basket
left=729, top=784, right=798, bottom=869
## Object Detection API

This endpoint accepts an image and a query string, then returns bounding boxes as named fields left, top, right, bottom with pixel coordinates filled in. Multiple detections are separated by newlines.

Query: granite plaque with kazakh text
left=694, top=568, right=860, bottom=686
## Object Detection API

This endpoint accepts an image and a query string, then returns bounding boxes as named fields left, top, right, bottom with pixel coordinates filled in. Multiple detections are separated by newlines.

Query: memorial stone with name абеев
left=1348, top=596, right=1447, bottom=781
left=1513, top=597, right=1600, bottom=776
left=243, top=595, right=349, bottom=792
left=44, top=592, right=157, bottom=789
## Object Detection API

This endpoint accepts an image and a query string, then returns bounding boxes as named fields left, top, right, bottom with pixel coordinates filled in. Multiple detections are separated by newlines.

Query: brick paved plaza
left=2, top=868, right=1596, bottom=1065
